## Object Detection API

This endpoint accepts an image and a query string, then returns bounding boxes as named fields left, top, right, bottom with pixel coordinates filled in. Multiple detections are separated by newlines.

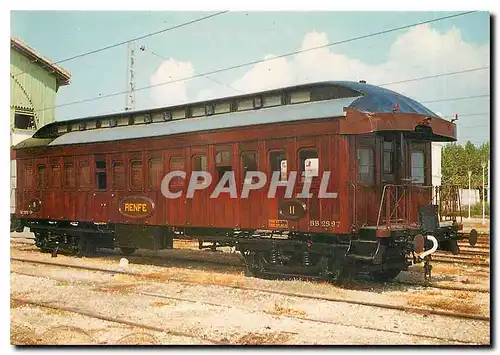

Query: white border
left=3, top=3, right=495, bottom=353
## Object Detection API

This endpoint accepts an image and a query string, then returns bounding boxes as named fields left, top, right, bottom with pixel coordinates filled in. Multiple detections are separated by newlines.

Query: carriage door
left=211, top=144, right=236, bottom=229
left=147, top=152, right=163, bottom=226
left=265, top=139, right=289, bottom=230
left=186, top=146, right=210, bottom=228
left=92, top=154, right=109, bottom=223
left=382, top=133, right=408, bottom=185
left=295, top=142, right=321, bottom=232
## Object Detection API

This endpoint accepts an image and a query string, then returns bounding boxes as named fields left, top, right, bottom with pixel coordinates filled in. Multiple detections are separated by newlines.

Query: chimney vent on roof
left=359, top=80, right=366, bottom=84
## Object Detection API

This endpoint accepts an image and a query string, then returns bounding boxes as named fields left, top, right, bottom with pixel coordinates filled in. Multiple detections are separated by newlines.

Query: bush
left=460, top=202, right=490, bottom=217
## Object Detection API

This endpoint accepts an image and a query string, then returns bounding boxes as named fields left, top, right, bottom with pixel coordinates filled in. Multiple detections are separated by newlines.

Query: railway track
left=432, top=257, right=490, bottom=267
left=10, top=237, right=490, bottom=293
left=11, top=257, right=489, bottom=323
left=11, top=265, right=488, bottom=345
left=11, top=296, right=223, bottom=345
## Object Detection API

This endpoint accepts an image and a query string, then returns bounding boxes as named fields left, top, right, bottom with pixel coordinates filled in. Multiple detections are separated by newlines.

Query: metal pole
left=482, top=162, right=486, bottom=225
left=467, top=170, right=472, bottom=219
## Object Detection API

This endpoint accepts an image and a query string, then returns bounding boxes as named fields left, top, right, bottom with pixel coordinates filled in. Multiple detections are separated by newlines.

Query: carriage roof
left=16, top=81, right=439, bottom=149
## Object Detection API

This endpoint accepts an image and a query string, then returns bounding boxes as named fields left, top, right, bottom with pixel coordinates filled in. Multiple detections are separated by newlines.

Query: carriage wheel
left=120, top=247, right=137, bottom=256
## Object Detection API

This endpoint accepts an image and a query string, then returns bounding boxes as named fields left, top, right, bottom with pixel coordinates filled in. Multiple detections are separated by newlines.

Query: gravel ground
left=10, top=233, right=490, bottom=345
left=12, top=273, right=486, bottom=345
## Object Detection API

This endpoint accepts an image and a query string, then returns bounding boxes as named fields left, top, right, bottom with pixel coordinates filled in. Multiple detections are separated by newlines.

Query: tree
left=442, top=141, right=489, bottom=194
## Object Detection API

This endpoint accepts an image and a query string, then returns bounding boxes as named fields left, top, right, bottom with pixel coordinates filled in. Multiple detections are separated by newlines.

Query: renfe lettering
left=124, top=203, right=148, bottom=213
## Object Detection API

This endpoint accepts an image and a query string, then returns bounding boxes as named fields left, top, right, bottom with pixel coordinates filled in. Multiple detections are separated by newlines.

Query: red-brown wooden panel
left=145, top=150, right=164, bottom=226
left=263, top=139, right=289, bottom=230
left=165, top=148, right=187, bottom=226
left=186, top=145, right=210, bottom=228
left=238, top=141, right=261, bottom=230
left=210, top=143, right=237, bottom=229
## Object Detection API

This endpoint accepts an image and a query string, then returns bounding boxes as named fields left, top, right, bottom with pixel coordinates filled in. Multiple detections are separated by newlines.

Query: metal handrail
left=376, top=184, right=433, bottom=229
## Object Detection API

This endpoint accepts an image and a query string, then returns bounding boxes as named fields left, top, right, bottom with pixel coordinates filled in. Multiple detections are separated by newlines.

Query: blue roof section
left=48, top=96, right=360, bottom=146
left=336, top=81, right=439, bottom=117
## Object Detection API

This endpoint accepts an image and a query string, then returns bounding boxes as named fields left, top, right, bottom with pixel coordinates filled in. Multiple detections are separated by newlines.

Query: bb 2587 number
left=309, top=220, right=340, bottom=228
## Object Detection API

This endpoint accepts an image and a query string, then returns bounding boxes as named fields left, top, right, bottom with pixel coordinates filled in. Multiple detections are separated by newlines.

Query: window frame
left=24, top=164, right=34, bottom=191
left=63, top=161, right=75, bottom=189
left=77, top=160, right=92, bottom=190
left=111, top=160, right=126, bottom=191
left=14, top=111, right=36, bottom=130
left=129, top=159, right=144, bottom=191
left=215, top=148, right=233, bottom=184
left=36, top=164, right=47, bottom=190
left=269, top=150, right=288, bottom=182
left=383, top=140, right=394, bottom=175
left=169, top=156, right=186, bottom=189
left=94, top=156, right=107, bottom=191
left=192, top=154, right=208, bottom=184
left=148, top=157, right=163, bottom=191
left=357, top=146, right=376, bottom=185
left=241, top=151, right=258, bottom=184
left=298, top=148, right=320, bottom=184
left=410, top=150, right=426, bottom=185
left=50, top=162, right=62, bottom=188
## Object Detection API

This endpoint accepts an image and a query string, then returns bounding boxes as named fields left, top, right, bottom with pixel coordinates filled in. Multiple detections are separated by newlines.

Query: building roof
left=11, top=37, right=71, bottom=86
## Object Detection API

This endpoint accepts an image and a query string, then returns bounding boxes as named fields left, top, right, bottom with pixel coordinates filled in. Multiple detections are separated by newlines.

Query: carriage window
left=170, top=157, right=185, bottom=187
left=95, top=157, right=107, bottom=191
left=263, top=95, right=282, bottom=107
left=310, top=85, right=361, bottom=101
left=215, top=150, right=232, bottom=185
left=14, top=112, right=35, bottom=130
left=215, top=151, right=231, bottom=165
left=112, top=161, right=125, bottom=190
left=289, top=91, right=311, bottom=104
left=50, top=163, right=61, bottom=188
left=383, top=141, right=394, bottom=174
left=192, top=155, right=207, bottom=171
left=299, top=149, right=319, bottom=182
left=64, top=163, right=75, bottom=188
left=237, top=99, right=254, bottom=111
left=241, top=151, right=257, bottom=184
left=411, top=151, right=425, bottom=184
left=78, top=161, right=91, bottom=188
left=24, top=165, right=34, bottom=190
left=130, top=159, right=143, bottom=190
left=270, top=151, right=287, bottom=181
left=37, top=164, right=47, bottom=190
left=192, top=155, right=208, bottom=183
left=357, top=147, right=375, bottom=184
left=148, top=158, right=162, bottom=190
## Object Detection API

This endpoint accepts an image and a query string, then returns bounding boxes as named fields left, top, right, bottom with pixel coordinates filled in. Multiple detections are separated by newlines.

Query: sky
left=10, top=11, right=490, bottom=144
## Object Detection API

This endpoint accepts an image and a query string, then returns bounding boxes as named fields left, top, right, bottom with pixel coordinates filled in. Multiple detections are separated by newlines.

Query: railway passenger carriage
left=11, top=81, right=476, bottom=282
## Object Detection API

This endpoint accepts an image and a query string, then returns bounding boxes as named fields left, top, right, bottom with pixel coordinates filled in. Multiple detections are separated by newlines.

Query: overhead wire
left=12, top=11, right=228, bottom=78
left=378, top=67, right=489, bottom=87
left=32, top=11, right=480, bottom=114
left=420, top=94, right=490, bottom=104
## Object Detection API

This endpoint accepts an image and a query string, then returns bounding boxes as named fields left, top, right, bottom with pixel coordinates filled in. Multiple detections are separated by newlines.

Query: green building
left=10, top=37, right=71, bottom=146
left=10, top=37, right=71, bottom=214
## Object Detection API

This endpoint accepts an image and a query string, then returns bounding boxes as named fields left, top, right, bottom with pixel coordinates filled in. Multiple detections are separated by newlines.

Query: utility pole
left=125, top=41, right=136, bottom=111
left=481, top=162, right=486, bottom=225
left=467, top=170, right=472, bottom=219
